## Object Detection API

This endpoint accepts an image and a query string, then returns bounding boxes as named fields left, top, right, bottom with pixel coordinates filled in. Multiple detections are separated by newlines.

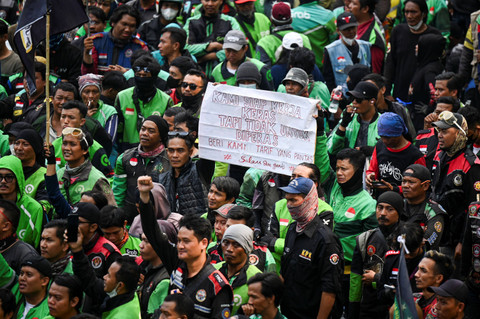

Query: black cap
left=21, top=254, right=52, bottom=278
left=428, top=279, right=469, bottom=303
left=73, top=202, right=101, bottom=224
left=404, top=164, right=431, bottom=182
left=337, top=12, right=358, bottom=30
left=347, top=81, right=379, bottom=100
left=5, top=122, right=34, bottom=137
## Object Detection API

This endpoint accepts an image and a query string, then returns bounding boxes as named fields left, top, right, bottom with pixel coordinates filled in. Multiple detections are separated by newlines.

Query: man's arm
left=317, top=292, right=336, bottom=319
left=112, top=153, right=127, bottom=207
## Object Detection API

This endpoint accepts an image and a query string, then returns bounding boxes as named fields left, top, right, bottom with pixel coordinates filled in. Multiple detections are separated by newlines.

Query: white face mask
left=9, top=144, right=14, bottom=155
left=106, top=283, right=120, bottom=298
left=161, top=8, right=179, bottom=21
left=238, top=83, right=257, bottom=89
left=342, top=36, right=355, bottom=46
left=408, top=19, right=423, bottom=31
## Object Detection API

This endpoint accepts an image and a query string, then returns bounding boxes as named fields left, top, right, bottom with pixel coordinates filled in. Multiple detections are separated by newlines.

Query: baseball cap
left=279, top=177, right=314, bottom=195
left=282, top=67, right=308, bottom=88
left=404, top=164, right=431, bottom=182
left=74, top=202, right=101, bottom=224
left=282, top=32, right=303, bottom=50
left=336, top=12, right=358, bottom=30
left=21, top=254, right=52, bottom=278
left=346, top=81, right=379, bottom=100
left=432, top=111, right=465, bottom=131
left=271, top=2, right=291, bottom=23
left=223, top=30, right=248, bottom=51
left=214, top=203, right=236, bottom=218
left=427, top=279, right=469, bottom=303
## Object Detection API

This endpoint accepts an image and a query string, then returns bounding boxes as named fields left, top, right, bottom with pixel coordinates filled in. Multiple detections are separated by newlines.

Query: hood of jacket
left=417, top=33, right=446, bottom=67
left=0, top=155, right=25, bottom=201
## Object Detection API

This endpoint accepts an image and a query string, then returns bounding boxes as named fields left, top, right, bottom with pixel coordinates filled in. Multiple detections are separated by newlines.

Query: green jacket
left=0, top=129, right=9, bottom=156
left=236, top=12, right=271, bottom=58
left=90, top=100, right=117, bottom=127
left=0, top=253, right=50, bottom=319
left=291, top=2, right=337, bottom=68
left=256, top=30, right=312, bottom=67
left=211, top=57, right=273, bottom=90
left=0, top=156, right=44, bottom=248
left=214, top=262, right=262, bottom=315
left=120, top=234, right=142, bottom=257
left=146, top=278, right=169, bottom=315
left=102, top=293, right=141, bottom=319
left=115, top=87, right=172, bottom=150
left=237, top=168, right=265, bottom=208
left=326, top=113, right=381, bottom=156
left=24, top=166, right=53, bottom=220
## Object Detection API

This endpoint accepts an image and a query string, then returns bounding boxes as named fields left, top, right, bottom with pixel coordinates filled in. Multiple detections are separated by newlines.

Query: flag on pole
left=392, top=236, right=419, bottom=319
left=13, top=0, right=88, bottom=95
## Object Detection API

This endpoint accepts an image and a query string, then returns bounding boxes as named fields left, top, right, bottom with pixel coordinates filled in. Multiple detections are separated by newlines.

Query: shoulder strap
left=272, top=32, right=284, bottom=41
left=235, top=16, right=256, bottom=57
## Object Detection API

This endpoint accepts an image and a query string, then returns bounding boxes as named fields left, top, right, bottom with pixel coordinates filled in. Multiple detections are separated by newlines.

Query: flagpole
left=45, top=6, right=51, bottom=146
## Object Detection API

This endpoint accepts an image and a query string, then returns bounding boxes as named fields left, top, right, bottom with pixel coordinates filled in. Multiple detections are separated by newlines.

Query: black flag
left=13, top=0, right=89, bottom=95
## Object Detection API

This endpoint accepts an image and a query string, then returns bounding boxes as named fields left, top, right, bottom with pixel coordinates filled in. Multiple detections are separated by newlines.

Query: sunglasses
left=0, top=174, right=15, bottom=183
left=353, top=97, right=365, bottom=103
left=133, top=66, right=151, bottom=73
left=181, top=82, right=203, bottom=90
left=62, top=127, right=89, bottom=147
left=168, top=131, right=190, bottom=138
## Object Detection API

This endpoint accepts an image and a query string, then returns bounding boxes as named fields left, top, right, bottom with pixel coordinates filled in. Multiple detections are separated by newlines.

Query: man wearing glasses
left=431, top=111, right=480, bottom=263
left=176, top=69, right=207, bottom=117
left=115, top=55, right=173, bottom=153
left=327, top=81, right=380, bottom=156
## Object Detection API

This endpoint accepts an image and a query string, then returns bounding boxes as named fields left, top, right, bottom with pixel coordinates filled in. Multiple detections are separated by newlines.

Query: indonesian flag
left=126, top=107, right=135, bottom=115
left=279, top=218, right=289, bottom=226
left=345, top=207, right=356, bottom=218
left=337, top=56, right=346, bottom=63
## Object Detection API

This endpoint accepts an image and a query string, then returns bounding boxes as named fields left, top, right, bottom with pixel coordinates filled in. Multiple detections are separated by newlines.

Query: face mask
left=342, top=36, right=355, bottom=46
left=161, top=8, right=179, bottom=21
left=106, top=283, right=120, bottom=298
left=408, top=19, right=423, bottom=31
left=135, top=76, right=157, bottom=99
left=238, top=83, right=257, bottom=89
left=167, top=75, right=181, bottom=89
left=9, top=144, right=14, bottom=155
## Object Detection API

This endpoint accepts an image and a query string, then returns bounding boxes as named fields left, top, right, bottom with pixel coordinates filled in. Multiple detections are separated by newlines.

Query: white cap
left=282, top=32, right=303, bottom=50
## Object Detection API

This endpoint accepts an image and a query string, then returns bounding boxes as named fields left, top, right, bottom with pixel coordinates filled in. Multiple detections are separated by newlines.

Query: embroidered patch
left=474, top=181, right=480, bottom=191
left=300, top=249, right=312, bottom=261
left=345, top=207, right=356, bottom=218
left=249, top=254, right=259, bottom=265
left=392, top=268, right=398, bottom=275
left=367, top=245, right=376, bottom=256
left=474, top=259, right=480, bottom=272
left=91, top=256, right=102, bottom=269
left=329, top=253, right=339, bottom=265
left=473, top=244, right=480, bottom=258
left=125, top=49, right=133, bottom=58
left=279, top=218, right=289, bottom=226
left=222, top=308, right=230, bottom=318
left=453, top=174, right=462, bottom=186
left=196, top=289, right=207, bottom=302
left=267, top=178, right=275, bottom=187
left=125, top=107, right=135, bottom=115
left=24, top=184, right=34, bottom=194
left=470, top=205, right=478, bottom=216
left=129, top=158, right=138, bottom=166
left=434, top=221, right=442, bottom=233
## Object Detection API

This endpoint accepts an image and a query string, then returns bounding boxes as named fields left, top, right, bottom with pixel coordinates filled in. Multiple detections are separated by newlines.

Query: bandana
left=287, top=183, right=318, bottom=232
left=51, top=252, right=72, bottom=278
left=445, top=116, right=468, bottom=157
left=78, top=73, right=103, bottom=94
left=138, top=143, right=165, bottom=158
left=378, top=112, right=407, bottom=137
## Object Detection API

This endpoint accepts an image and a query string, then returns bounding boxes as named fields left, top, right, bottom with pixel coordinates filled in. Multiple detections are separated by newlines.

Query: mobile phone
left=67, top=212, right=79, bottom=242
left=371, top=181, right=384, bottom=187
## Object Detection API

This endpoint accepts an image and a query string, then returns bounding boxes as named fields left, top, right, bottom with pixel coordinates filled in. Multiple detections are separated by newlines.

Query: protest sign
left=198, top=83, right=318, bottom=175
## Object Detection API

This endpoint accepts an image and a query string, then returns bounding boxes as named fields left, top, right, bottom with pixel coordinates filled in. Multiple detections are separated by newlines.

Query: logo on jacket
left=125, top=49, right=133, bottom=58
left=453, top=174, right=462, bottom=186
left=345, top=207, right=356, bottom=218
left=473, top=244, right=480, bottom=258
left=196, top=289, right=207, bottom=302
left=329, top=253, right=339, bottom=265
left=91, top=256, right=103, bottom=269
left=249, top=254, right=259, bottom=265
left=300, top=249, right=312, bottom=261
left=367, top=245, right=376, bottom=256
left=475, top=181, right=480, bottom=191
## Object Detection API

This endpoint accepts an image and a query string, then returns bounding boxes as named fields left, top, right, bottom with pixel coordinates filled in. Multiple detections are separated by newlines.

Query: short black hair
left=34, top=61, right=47, bottom=81
left=404, top=0, right=428, bottom=22
left=0, top=199, right=20, bottom=230
left=133, top=55, right=161, bottom=78
left=424, top=250, right=454, bottom=283
left=435, top=72, right=456, bottom=82
left=392, top=222, right=424, bottom=253
left=0, top=288, right=15, bottom=315
left=297, top=162, right=321, bottom=184
left=114, top=256, right=141, bottom=293
left=70, top=314, right=100, bottom=319
left=130, top=49, right=152, bottom=67
left=167, top=133, right=195, bottom=149
left=174, top=111, right=199, bottom=133
left=109, top=5, right=141, bottom=28
left=247, top=272, right=284, bottom=307
left=88, top=6, right=107, bottom=23
left=82, top=191, right=109, bottom=210
left=62, top=100, right=87, bottom=118
left=99, top=205, right=126, bottom=229
left=185, top=69, right=207, bottom=87
left=161, top=27, right=187, bottom=51
left=53, top=82, right=79, bottom=100
left=52, top=274, right=84, bottom=310
left=170, top=57, right=199, bottom=77
left=437, top=96, right=460, bottom=113
left=0, top=19, right=9, bottom=35
left=288, top=47, right=316, bottom=75
left=211, top=177, right=240, bottom=202
left=44, top=219, right=68, bottom=241
left=336, top=148, right=366, bottom=172
left=164, top=106, right=186, bottom=118
left=362, top=73, right=386, bottom=89
left=102, top=70, right=127, bottom=92
left=359, top=0, right=376, bottom=14
left=227, top=206, right=255, bottom=228
left=163, top=294, right=195, bottom=319
left=459, top=106, right=480, bottom=130
left=179, top=214, right=212, bottom=242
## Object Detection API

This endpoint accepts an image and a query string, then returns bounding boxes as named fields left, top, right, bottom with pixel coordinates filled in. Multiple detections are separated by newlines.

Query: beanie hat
left=15, top=129, right=45, bottom=164
left=145, top=115, right=169, bottom=146
left=377, top=191, right=405, bottom=216
left=21, top=254, right=52, bottom=278
left=78, top=73, right=103, bottom=94
left=236, top=62, right=261, bottom=85
left=271, top=2, right=291, bottom=25
left=222, top=224, right=253, bottom=255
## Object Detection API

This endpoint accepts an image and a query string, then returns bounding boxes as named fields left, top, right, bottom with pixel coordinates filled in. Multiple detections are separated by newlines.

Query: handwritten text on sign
left=198, top=84, right=317, bottom=175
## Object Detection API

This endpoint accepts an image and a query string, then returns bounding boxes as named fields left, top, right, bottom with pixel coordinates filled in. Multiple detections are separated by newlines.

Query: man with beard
left=349, top=191, right=403, bottom=319
left=233, top=0, right=271, bottom=58
left=115, top=55, right=173, bottom=153
left=402, top=164, right=447, bottom=251
left=176, top=69, right=207, bottom=116
left=431, top=111, right=480, bottom=259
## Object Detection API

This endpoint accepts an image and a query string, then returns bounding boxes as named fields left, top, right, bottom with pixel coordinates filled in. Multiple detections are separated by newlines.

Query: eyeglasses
left=168, top=131, right=190, bottom=138
left=438, top=111, right=466, bottom=136
left=133, top=66, right=151, bottom=73
left=181, top=82, right=203, bottom=90
left=62, top=127, right=89, bottom=147
left=0, top=174, right=15, bottom=183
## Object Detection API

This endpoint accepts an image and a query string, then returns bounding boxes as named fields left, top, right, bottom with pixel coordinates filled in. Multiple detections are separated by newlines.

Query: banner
left=14, top=0, right=88, bottom=94
left=198, top=84, right=318, bottom=175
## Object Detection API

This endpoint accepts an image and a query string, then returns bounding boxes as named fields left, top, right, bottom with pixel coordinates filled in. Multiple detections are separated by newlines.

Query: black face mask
left=135, top=76, right=157, bottom=100
left=338, top=165, right=364, bottom=196
left=181, top=92, right=204, bottom=111
left=167, top=75, right=181, bottom=89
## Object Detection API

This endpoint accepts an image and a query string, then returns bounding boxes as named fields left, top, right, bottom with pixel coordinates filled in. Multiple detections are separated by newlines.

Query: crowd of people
left=0, top=0, right=480, bottom=318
